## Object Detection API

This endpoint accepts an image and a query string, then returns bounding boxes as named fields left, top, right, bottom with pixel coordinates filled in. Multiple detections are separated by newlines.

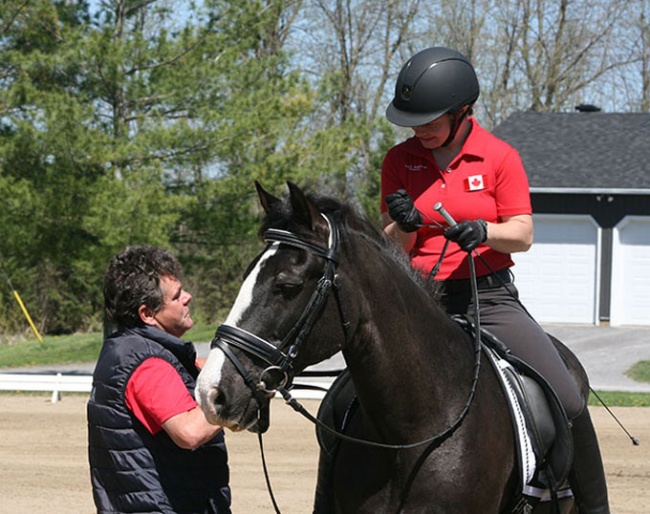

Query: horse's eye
left=274, top=273, right=304, bottom=299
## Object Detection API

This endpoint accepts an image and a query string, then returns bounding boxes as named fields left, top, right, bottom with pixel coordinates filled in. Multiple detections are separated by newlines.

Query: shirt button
left=446, top=168, right=452, bottom=173
left=441, top=184, right=446, bottom=188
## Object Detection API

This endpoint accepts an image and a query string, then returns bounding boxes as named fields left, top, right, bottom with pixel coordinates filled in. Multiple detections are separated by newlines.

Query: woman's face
left=411, top=114, right=452, bottom=149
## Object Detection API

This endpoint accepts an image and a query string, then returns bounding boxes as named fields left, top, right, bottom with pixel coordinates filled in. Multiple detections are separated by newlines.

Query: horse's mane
left=260, top=188, right=442, bottom=300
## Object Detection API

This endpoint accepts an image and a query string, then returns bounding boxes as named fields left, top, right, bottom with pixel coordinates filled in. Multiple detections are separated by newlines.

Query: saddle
left=454, top=317, right=574, bottom=510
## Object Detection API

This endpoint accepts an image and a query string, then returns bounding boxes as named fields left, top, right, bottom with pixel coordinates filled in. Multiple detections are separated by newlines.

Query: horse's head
left=196, top=182, right=350, bottom=433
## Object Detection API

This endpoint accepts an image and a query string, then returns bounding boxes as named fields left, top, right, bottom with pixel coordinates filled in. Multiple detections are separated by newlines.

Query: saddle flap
left=502, top=367, right=556, bottom=459
left=481, top=336, right=574, bottom=489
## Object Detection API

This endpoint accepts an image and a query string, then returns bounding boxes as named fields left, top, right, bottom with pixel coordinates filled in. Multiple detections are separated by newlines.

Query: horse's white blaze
left=195, top=348, right=225, bottom=415
left=224, top=244, right=278, bottom=326
left=196, top=246, right=278, bottom=419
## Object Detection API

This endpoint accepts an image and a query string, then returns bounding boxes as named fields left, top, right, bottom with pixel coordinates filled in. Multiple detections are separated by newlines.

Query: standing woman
left=381, top=47, right=609, bottom=514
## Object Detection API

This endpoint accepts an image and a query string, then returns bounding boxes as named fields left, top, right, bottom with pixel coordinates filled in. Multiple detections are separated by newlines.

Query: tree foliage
left=0, top=0, right=646, bottom=335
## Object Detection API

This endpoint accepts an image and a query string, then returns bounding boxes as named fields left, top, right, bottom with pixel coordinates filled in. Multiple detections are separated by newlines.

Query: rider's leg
left=471, top=284, right=585, bottom=418
left=442, top=283, right=610, bottom=513
left=568, top=406, right=610, bottom=514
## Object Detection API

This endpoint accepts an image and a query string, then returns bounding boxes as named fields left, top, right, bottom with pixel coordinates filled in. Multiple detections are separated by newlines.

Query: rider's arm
left=382, top=212, right=417, bottom=252
left=383, top=211, right=532, bottom=256
left=483, top=214, right=533, bottom=254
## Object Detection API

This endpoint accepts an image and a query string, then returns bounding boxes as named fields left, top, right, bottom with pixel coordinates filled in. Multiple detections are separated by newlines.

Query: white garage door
left=511, top=214, right=600, bottom=324
left=610, top=216, right=650, bottom=326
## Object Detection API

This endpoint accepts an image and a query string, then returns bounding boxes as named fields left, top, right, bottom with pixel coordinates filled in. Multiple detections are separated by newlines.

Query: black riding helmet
left=386, top=47, right=480, bottom=128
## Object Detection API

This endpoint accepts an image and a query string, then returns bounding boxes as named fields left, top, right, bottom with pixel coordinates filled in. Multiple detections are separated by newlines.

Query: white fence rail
left=0, top=373, right=92, bottom=403
left=0, top=373, right=333, bottom=403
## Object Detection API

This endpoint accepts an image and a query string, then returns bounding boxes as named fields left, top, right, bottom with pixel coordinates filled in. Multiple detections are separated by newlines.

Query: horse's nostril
left=207, top=387, right=225, bottom=411
left=214, top=389, right=225, bottom=407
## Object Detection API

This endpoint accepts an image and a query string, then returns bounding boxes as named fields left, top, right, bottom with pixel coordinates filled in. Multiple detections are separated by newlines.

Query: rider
left=381, top=46, right=609, bottom=513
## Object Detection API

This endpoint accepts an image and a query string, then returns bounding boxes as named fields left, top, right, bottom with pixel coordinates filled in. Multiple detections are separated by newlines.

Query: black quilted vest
left=87, top=325, right=231, bottom=513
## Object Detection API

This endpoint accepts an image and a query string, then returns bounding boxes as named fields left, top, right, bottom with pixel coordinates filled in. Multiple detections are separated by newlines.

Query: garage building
left=493, top=110, right=650, bottom=326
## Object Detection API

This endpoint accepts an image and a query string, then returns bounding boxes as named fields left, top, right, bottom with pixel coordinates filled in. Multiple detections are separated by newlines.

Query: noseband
left=210, top=214, right=350, bottom=402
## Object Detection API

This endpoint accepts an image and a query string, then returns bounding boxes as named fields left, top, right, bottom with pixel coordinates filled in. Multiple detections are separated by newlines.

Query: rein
left=212, top=213, right=484, bottom=514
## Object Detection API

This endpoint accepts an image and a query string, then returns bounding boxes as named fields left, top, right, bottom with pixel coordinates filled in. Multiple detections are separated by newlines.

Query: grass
left=0, top=323, right=218, bottom=370
left=588, top=389, right=650, bottom=407
left=626, top=360, right=650, bottom=383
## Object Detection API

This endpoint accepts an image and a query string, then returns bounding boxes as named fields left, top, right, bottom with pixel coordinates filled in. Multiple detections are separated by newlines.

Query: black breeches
left=441, top=282, right=585, bottom=419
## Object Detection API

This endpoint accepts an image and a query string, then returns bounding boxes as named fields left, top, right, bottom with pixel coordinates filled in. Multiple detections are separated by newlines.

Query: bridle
left=209, top=214, right=351, bottom=420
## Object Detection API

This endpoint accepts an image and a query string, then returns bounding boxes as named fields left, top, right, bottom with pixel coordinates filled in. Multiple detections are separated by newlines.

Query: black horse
left=197, top=182, right=585, bottom=513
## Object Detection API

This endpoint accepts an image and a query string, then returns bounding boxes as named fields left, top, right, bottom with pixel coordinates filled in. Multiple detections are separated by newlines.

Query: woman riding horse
left=381, top=46, right=609, bottom=514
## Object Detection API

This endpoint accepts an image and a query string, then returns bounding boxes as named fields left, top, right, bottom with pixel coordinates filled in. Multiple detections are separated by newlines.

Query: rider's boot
left=568, top=406, right=610, bottom=514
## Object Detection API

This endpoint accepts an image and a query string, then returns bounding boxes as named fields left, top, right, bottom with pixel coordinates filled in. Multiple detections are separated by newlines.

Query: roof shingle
left=492, top=112, right=650, bottom=190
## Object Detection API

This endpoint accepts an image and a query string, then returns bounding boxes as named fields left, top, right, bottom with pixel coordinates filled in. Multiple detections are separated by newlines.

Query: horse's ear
left=255, top=181, right=281, bottom=214
left=287, top=181, right=326, bottom=233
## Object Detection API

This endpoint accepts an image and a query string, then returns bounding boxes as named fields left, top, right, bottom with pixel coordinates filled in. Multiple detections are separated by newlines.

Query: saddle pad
left=484, top=346, right=537, bottom=487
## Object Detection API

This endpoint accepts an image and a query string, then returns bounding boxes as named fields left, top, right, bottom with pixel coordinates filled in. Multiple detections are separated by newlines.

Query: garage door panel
left=512, top=215, right=599, bottom=324
left=610, top=216, right=650, bottom=326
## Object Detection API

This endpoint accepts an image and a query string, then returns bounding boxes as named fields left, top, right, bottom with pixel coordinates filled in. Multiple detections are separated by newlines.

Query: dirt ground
left=0, top=395, right=648, bottom=514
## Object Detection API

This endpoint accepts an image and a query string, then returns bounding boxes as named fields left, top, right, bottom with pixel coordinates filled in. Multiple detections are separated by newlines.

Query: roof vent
left=575, top=104, right=601, bottom=112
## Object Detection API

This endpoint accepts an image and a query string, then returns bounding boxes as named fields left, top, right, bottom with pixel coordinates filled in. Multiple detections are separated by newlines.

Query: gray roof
left=492, top=112, right=650, bottom=192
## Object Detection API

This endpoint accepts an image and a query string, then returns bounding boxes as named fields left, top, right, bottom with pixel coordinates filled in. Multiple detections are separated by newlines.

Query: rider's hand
left=385, top=190, right=422, bottom=233
left=444, top=219, right=488, bottom=252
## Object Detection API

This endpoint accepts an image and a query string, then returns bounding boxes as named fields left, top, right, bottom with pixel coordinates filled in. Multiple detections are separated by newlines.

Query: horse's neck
left=342, top=259, right=472, bottom=441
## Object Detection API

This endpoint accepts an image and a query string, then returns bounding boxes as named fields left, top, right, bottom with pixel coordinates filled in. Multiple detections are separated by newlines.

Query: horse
left=196, top=181, right=586, bottom=513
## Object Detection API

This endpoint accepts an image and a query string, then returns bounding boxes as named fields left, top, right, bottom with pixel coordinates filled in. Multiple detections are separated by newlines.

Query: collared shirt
left=381, top=118, right=532, bottom=280
left=125, top=357, right=197, bottom=434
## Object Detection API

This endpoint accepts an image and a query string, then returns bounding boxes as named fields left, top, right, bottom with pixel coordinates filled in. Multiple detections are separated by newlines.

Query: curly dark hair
left=103, top=245, right=184, bottom=328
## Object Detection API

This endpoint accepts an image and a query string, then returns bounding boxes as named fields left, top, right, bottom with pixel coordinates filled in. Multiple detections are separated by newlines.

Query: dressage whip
left=588, top=389, right=640, bottom=446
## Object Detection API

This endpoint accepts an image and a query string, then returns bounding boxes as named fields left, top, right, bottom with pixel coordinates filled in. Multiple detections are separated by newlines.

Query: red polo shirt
left=125, top=357, right=197, bottom=434
left=381, top=118, right=532, bottom=280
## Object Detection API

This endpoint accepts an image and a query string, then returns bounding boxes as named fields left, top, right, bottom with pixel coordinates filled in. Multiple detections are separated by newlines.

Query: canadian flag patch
left=464, top=174, right=488, bottom=191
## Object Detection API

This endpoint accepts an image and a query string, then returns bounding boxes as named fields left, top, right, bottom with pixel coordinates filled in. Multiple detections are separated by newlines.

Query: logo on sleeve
left=405, top=164, right=427, bottom=172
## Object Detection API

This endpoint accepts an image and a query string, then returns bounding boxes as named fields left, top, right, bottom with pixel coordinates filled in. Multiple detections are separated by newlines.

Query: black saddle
left=454, top=317, right=574, bottom=508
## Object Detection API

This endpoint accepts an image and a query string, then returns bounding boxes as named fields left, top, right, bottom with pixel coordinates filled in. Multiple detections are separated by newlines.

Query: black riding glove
left=385, top=189, right=422, bottom=233
left=444, top=219, right=488, bottom=252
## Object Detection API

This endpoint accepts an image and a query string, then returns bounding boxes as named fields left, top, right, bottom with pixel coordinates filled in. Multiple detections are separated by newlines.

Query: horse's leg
left=314, top=371, right=357, bottom=513
left=314, top=447, right=335, bottom=514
